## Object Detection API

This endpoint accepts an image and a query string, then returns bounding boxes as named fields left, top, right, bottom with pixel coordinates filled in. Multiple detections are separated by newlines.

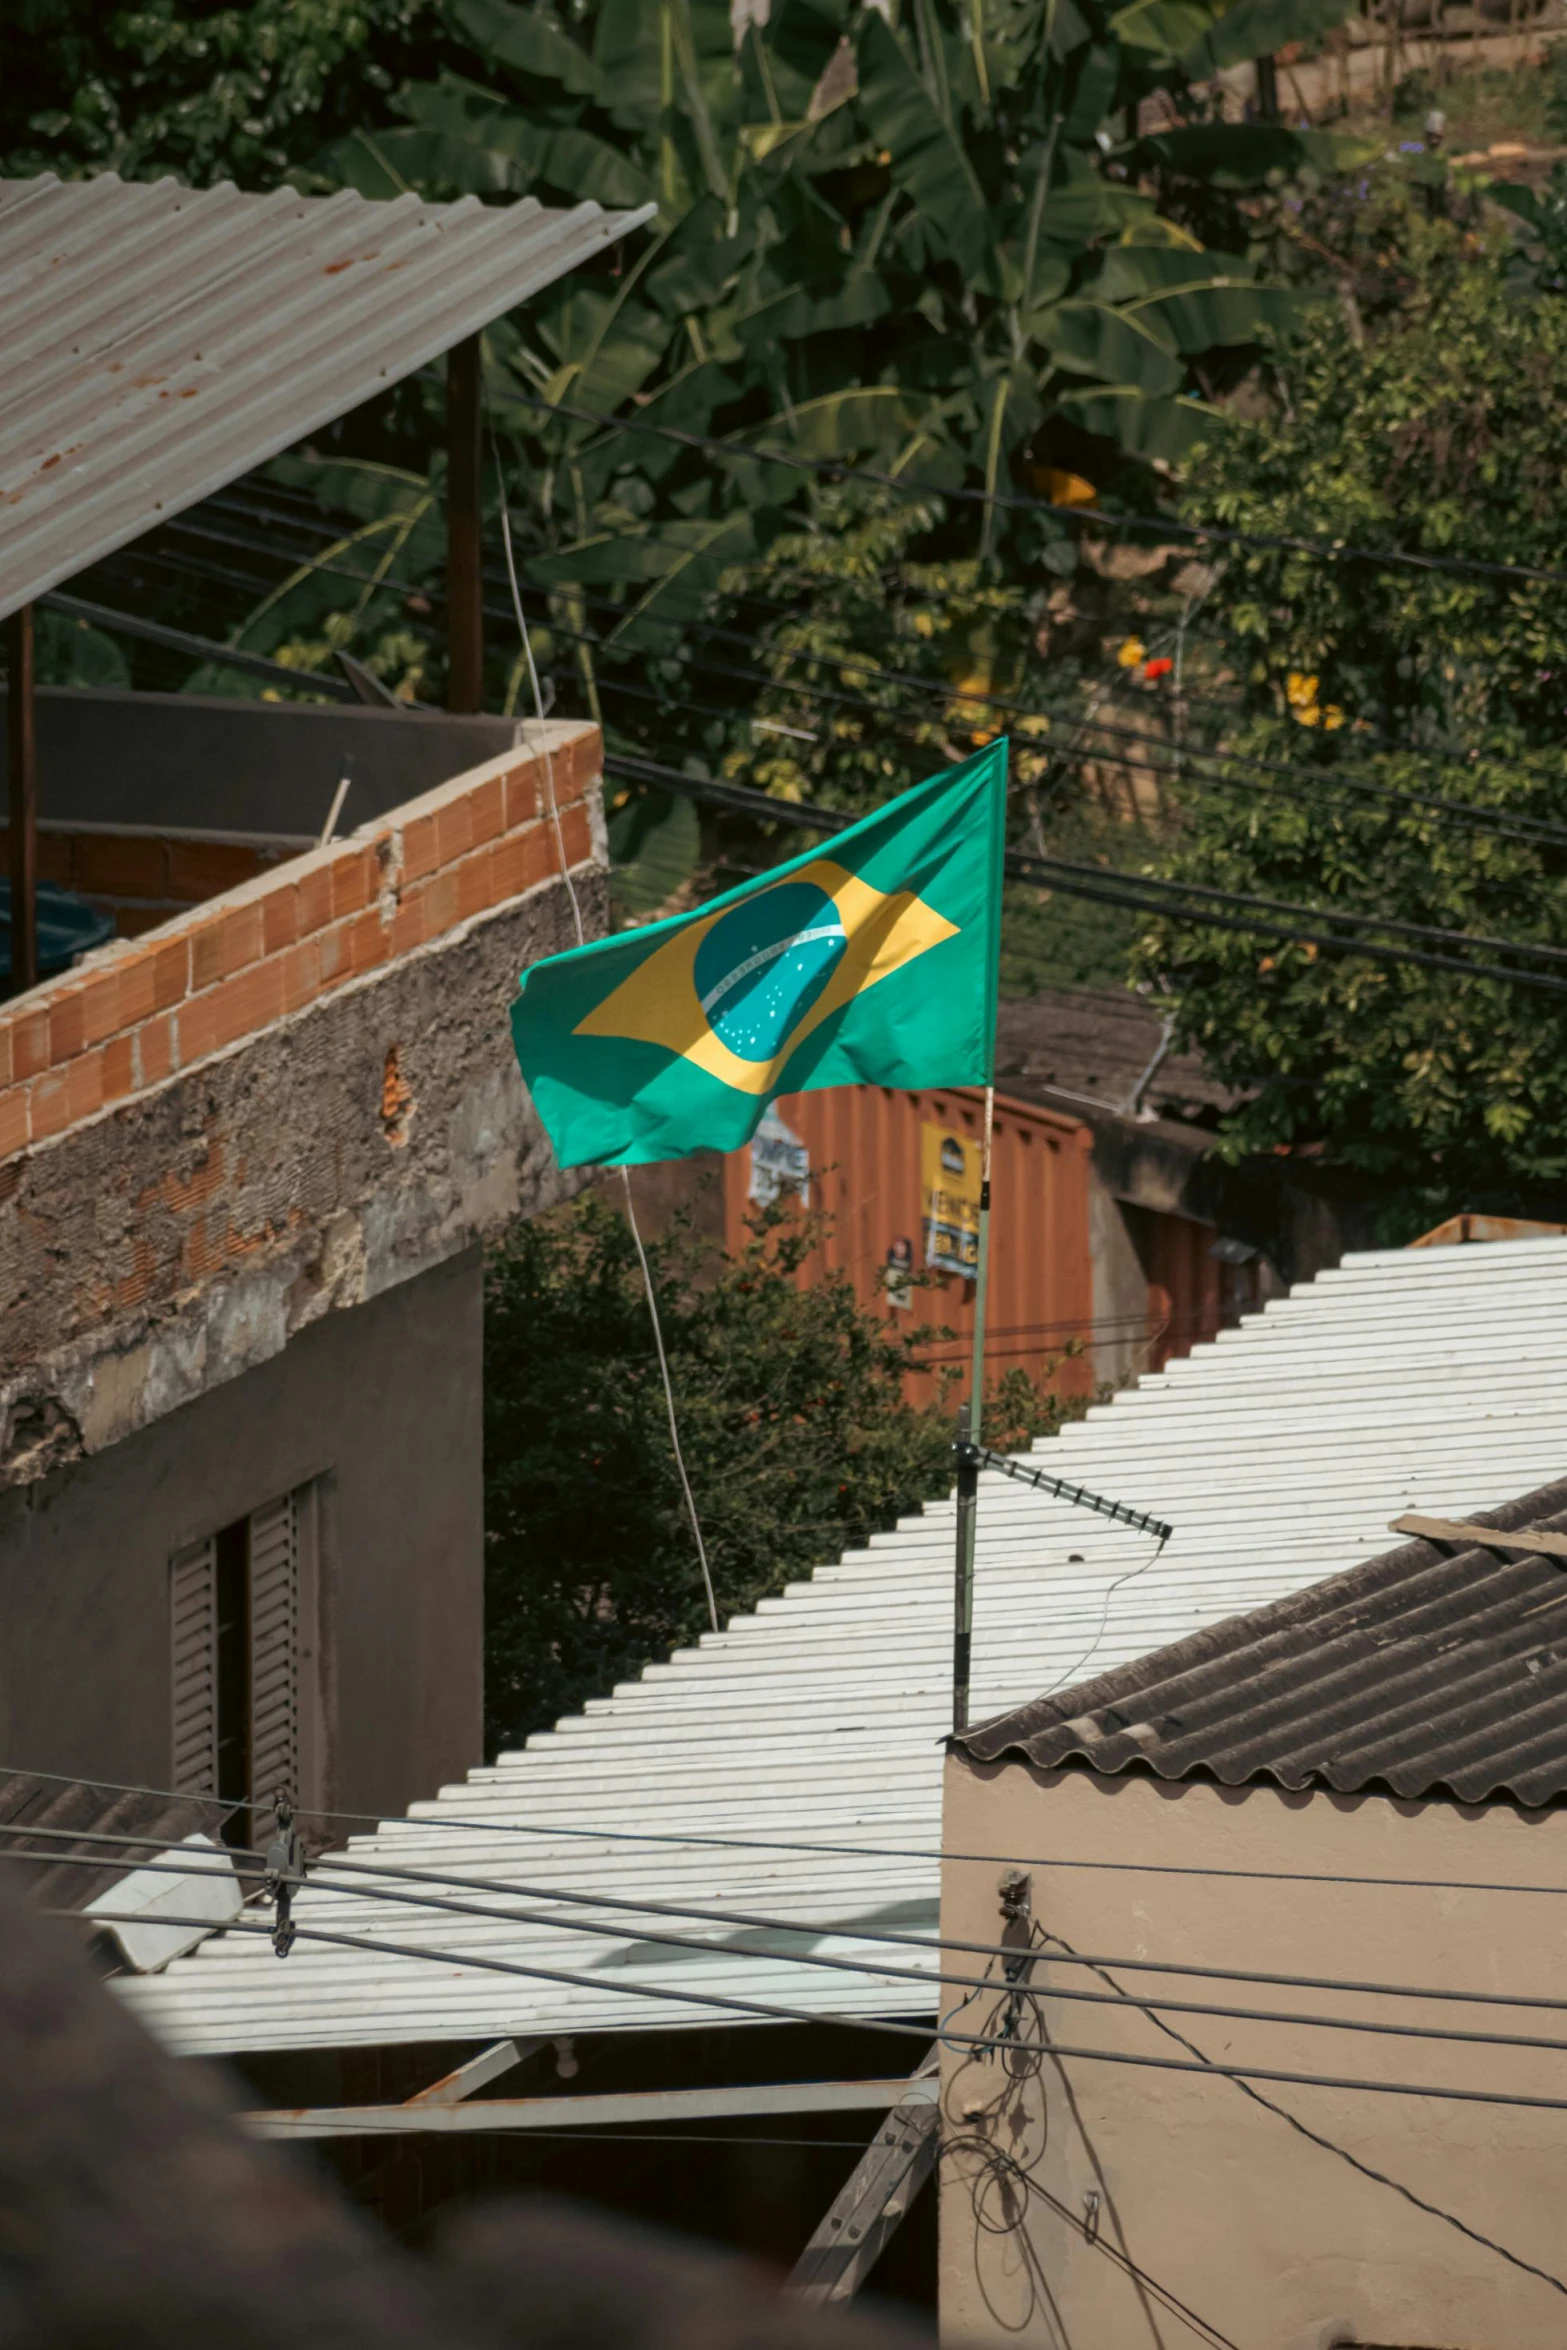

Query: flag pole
left=952, top=1081, right=994, bottom=1736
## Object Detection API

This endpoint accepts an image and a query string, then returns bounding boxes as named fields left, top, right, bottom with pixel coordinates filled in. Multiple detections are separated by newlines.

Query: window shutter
left=170, top=1537, right=218, bottom=1796
left=247, top=1492, right=299, bottom=1833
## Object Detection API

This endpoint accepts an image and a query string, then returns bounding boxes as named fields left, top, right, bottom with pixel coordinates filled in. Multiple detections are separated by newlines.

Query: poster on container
left=749, top=1106, right=811, bottom=1207
left=921, top=1123, right=980, bottom=1279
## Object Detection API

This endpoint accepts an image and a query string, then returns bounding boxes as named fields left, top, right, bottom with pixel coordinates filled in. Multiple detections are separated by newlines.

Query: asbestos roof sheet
left=0, top=173, right=652, bottom=620
left=954, top=1476, right=1567, bottom=1803
left=120, top=1235, right=1567, bottom=2059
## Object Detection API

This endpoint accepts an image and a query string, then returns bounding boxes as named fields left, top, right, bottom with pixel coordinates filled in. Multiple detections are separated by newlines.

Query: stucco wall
left=0, top=1247, right=483, bottom=1826
left=940, top=1754, right=1567, bottom=2350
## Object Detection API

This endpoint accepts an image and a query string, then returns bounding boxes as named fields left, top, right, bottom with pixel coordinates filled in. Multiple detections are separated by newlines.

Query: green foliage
left=483, top=1190, right=1080, bottom=1745
left=1, top=0, right=455, bottom=187
left=1135, top=165, right=1567, bottom=1216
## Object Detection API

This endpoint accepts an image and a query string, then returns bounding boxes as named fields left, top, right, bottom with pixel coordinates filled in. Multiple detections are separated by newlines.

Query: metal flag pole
left=952, top=1082, right=995, bottom=1736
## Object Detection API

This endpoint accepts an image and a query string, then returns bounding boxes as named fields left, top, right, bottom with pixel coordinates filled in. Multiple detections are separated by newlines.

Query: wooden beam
left=787, top=2067, right=939, bottom=2306
left=6, top=602, right=37, bottom=995
left=1392, top=1513, right=1567, bottom=1562
left=446, top=334, right=484, bottom=713
left=244, top=2074, right=918, bottom=2142
left=405, top=2037, right=539, bottom=2108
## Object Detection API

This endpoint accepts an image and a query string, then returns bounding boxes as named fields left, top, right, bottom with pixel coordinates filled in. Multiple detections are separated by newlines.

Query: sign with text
left=921, top=1123, right=980, bottom=1280
left=749, top=1106, right=811, bottom=1208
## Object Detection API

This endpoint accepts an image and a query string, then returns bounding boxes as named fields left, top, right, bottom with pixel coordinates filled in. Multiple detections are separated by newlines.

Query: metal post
left=6, top=603, right=38, bottom=996
left=446, top=334, right=484, bottom=713
left=952, top=1085, right=995, bottom=1736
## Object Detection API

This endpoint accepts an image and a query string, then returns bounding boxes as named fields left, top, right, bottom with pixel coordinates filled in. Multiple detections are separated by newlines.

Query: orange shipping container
left=717, top=1085, right=1096, bottom=1409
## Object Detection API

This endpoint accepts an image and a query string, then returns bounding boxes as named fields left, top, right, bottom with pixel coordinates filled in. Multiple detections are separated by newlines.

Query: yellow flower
left=1321, top=705, right=1345, bottom=730
left=1117, top=636, right=1146, bottom=669
left=1286, top=671, right=1320, bottom=709
left=1295, top=704, right=1321, bottom=728
left=912, top=611, right=935, bottom=639
left=1017, top=713, right=1051, bottom=738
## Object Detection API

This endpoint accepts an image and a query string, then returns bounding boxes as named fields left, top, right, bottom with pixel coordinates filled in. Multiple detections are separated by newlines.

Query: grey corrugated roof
left=0, top=1773, right=221, bottom=1909
left=0, top=173, right=653, bottom=621
left=954, top=1475, right=1567, bottom=1806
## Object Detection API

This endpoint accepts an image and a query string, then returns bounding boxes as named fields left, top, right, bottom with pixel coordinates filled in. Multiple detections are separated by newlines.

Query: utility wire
left=65, top=1904, right=1567, bottom=2118
left=504, top=391, right=1567, bottom=592
left=1037, top=1928, right=1567, bottom=2303
left=21, top=1762, right=1567, bottom=1909
left=32, top=1837, right=1567, bottom=2066
left=488, top=424, right=718, bottom=1639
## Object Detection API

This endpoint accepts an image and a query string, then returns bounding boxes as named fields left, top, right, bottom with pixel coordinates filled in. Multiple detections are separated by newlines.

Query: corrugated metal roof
left=120, top=1235, right=1567, bottom=2058
left=0, top=173, right=653, bottom=621
left=0, top=1773, right=219, bottom=1910
left=953, top=1476, right=1567, bottom=1803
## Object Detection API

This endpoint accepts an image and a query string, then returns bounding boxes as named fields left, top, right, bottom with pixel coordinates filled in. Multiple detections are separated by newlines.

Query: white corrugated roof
left=122, top=1236, right=1567, bottom=2057
left=0, top=173, right=653, bottom=621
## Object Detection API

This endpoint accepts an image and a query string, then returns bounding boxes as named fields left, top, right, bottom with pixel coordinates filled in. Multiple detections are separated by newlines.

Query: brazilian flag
left=511, top=739, right=1007, bottom=1170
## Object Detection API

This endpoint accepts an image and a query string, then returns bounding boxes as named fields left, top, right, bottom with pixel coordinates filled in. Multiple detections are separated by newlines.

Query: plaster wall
left=940, top=1754, right=1567, bottom=2350
left=0, top=1247, right=483, bottom=1825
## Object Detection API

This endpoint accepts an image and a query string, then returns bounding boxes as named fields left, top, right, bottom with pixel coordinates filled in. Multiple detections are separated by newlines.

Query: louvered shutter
left=247, top=1492, right=299, bottom=1833
left=170, top=1537, right=218, bottom=1796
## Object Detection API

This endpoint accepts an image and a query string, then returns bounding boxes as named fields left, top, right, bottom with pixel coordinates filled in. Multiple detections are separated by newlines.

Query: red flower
left=1144, top=655, right=1174, bottom=680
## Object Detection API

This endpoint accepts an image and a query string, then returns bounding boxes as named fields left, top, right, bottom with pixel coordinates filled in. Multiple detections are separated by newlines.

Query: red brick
left=137, top=1014, right=177, bottom=1088
left=490, top=829, right=535, bottom=904
left=402, top=812, right=439, bottom=884
left=150, top=935, right=189, bottom=1010
left=0, top=1087, right=28, bottom=1162
left=296, top=862, right=334, bottom=937
left=47, top=982, right=89, bottom=1065
left=262, top=880, right=301, bottom=955
left=386, top=896, right=428, bottom=959
left=30, top=1051, right=104, bottom=1141
left=76, top=965, right=126, bottom=1049
left=434, top=796, right=475, bottom=869
left=504, top=761, right=541, bottom=832
left=76, top=832, right=169, bottom=900
left=191, top=900, right=264, bottom=992
left=329, top=845, right=377, bottom=922
left=343, top=909, right=388, bottom=977
left=467, top=774, right=505, bottom=849
left=0, top=1024, right=10, bottom=1091
left=187, top=958, right=287, bottom=1063
left=417, top=869, right=460, bottom=941
left=102, top=1033, right=137, bottom=1103
left=278, top=936, right=323, bottom=1015
left=316, top=920, right=352, bottom=989
left=11, top=1006, right=50, bottom=1081
left=166, top=838, right=265, bottom=902
left=454, top=845, right=493, bottom=924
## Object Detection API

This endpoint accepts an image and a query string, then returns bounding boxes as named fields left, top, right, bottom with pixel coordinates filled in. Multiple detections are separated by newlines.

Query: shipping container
left=717, top=1085, right=1098, bottom=1409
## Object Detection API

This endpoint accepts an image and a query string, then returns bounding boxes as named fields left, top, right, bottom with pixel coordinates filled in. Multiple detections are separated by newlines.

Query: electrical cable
left=30, top=1835, right=1567, bottom=2065
left=62, top=1904, right=1567, bottom=2118
left=1035, top=1925, right=1567, bottom=2302
left=600, top=748, right=1567, bottom=996
left=504, top=390, right=1567, bottom=592
left=488, top=416, right=718, bottom=1640
left=20, top=1760, right=1567, bottom=1909
left=129, top=495, right=1567, bottom=853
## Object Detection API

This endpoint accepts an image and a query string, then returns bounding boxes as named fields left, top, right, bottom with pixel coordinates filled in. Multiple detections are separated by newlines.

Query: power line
left=34, top=1836, right=1567, bottom=2065
left=1037, top=1927, right=1567, bottom=2303
left=601, top=748, right=1567, bottom=997
left=503, top=391, right=1567, bottom=592
left=64, top=1904, right=1567, bottom=2118
left=16, top=1762, right=1567, bottom=1907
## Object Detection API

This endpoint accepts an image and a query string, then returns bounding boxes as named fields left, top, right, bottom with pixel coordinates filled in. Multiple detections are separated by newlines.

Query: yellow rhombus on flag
left=510, top=739, right=1007, bottom=1169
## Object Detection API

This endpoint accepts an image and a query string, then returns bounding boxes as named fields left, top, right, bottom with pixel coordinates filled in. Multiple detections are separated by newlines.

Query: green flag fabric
left=511, top=739, right=1008, bottom=1170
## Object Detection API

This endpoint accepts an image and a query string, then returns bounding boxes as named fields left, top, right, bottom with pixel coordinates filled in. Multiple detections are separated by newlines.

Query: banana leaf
left=1181, top=0, right=1357, bottom=76
left=1110, top=0, right=1220, bottom=60
left=1039, top=301, right=1185, bottom=397
left=855, top=13, right=990, bottom=279
left=450, top=0, right=603, bottom=94
left=1055, top=385, right=1216, bottom=458
left=607, top=789, right=701, bottom=914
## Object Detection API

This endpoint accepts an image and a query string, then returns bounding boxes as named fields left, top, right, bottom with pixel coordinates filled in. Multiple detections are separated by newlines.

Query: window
left=170, top=1482, right=323, bottom=1848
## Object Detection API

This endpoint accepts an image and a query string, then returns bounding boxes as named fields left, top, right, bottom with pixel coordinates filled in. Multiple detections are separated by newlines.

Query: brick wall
left=0, top=822, right=296, bottom=938
left=0, top=723, right=600, bottom=1166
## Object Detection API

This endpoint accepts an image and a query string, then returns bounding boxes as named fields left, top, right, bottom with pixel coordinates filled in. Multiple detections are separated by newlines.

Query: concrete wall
left=0, top=1247, right=483, bottom=1825
left=940, top=1755, right=1567, bottom=2350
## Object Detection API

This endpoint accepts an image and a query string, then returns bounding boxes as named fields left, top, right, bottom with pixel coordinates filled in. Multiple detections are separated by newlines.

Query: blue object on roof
left=0, top=880, right=115, bottom=983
